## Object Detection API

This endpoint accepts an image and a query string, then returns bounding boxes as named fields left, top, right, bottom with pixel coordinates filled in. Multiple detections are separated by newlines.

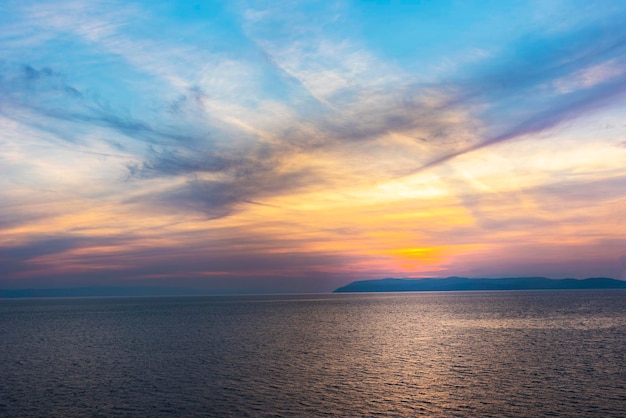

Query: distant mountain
left=334, top=277, right=626, bottom=292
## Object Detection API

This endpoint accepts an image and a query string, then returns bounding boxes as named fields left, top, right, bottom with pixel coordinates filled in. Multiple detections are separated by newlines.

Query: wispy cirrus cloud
left=2, top=0, right=626, bottom=290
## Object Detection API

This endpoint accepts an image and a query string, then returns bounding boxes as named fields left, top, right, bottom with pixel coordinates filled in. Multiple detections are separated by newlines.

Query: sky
left=2, top=0, right=626, bottom=293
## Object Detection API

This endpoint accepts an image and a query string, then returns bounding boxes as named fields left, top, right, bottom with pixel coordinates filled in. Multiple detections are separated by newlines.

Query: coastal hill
left=334, top=277, right=626, bottom=292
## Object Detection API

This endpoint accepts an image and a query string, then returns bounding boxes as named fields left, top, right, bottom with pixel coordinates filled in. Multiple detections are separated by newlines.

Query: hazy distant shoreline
left=0, top=286, right=219, bottom=299
left=334, top=277, right=626, bottom=293
left=3, top=277, right=625, bottom=298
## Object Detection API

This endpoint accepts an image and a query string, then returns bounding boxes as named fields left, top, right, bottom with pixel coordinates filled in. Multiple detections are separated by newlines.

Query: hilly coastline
left=334, top=277, right=626, bottom=292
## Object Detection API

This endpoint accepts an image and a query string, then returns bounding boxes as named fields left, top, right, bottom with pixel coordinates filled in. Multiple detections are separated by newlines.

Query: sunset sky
left=2, top=0, right=626, bottom=293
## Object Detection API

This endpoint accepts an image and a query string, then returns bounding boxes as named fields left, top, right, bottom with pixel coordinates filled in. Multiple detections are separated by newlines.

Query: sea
left=1, top=290, right=625, bottom=417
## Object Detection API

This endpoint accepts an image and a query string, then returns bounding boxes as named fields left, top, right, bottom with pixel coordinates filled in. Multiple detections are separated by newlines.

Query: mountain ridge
left=333, top=277, right=626, bottom=292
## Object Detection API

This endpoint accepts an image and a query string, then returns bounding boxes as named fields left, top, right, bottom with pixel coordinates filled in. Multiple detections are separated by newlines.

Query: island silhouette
left=334, top=277, right=626, bottom=292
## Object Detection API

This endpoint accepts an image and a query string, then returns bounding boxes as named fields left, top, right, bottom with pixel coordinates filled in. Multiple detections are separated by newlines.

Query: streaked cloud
left=2, top=0, right=626, bottom=291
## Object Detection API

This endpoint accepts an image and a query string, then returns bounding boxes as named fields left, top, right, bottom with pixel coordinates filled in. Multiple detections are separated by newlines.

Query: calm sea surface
left=1, top=291, right=625, bottom=417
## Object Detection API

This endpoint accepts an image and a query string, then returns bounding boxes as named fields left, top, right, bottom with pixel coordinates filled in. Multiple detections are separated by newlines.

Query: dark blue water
left=1, top=291, right=625, bottom=417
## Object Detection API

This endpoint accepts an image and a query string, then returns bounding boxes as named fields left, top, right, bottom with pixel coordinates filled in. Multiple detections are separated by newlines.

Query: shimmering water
left=1, top=291, right=625, bottom=417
